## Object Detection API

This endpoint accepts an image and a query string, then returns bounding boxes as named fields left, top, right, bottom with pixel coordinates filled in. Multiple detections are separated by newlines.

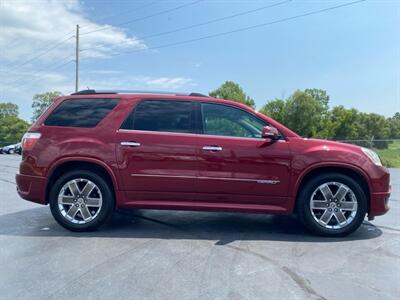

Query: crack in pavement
left=226, top=245, right=327, bottom=300
left=0, top=163, right=19, bottom=169
left=363, top=222, right=400, bottom=233
left=0, top=178, right=16, bottom=185
left=127, top=213, right=327, bottom=299
left=375, top=225, right=400, bottom=232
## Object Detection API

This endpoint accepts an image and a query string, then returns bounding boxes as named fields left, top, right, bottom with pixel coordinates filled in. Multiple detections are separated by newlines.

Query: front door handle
left=120, top=141, right=141, bottom=147
left=202, top=145, right=223, bottom=152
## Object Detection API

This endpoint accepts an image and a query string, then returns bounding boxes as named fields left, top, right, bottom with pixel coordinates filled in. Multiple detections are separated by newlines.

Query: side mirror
left=261, top=126, right=281, bottom=140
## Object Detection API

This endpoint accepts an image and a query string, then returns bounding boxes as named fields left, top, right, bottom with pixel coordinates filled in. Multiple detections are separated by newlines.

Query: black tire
left=297, top=173, right=367, bottom=237
left=49, top=170, right=114, bottom=231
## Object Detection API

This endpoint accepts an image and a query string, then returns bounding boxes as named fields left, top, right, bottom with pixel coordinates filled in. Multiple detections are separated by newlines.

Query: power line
left=1, top=0, right=202, bottom=85
left=79, top=1, right=158, bottom=31
left=1, top=0, right=366, bottom=95
left=1, top=1, right=159, bottom=81
left=106, top=0, right=367, bottom=58
left=4, top=38, right=26, bottom=50
left=80, top=0, right=291, bottom=53
left=3, top=54, right=75, bottom=90
left=6, top=59, right=74, bottom=93
left=1, top=31, right=75, bottom=74
left=1, top=2, right=157, bottom=73
left=2, top=1, right=159, bottom=72
left=80, top=0, right=204, bottom=36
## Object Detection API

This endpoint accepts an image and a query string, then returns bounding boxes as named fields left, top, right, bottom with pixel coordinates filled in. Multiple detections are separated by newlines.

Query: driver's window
left=201, top=103, right=266, bottom=138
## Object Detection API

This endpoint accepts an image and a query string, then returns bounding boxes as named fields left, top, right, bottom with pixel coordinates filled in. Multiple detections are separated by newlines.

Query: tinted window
left=123, top=100, right=194, bottom=133
left=201, top=103, right=266, bottom=138
left=45, top=98, right=118, bottom=127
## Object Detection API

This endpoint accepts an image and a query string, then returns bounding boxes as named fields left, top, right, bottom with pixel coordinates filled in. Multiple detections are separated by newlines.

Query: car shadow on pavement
left=0, top=207, right=382, bottom=244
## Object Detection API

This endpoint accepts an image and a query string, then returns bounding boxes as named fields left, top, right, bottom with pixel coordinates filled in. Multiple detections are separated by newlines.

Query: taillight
left=21, top=132, right=41, bottom=151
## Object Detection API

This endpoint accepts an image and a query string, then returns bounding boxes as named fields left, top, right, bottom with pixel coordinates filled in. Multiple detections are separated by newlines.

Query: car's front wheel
left=49, top=170, right=114, bottom=231
left=297, top=173, right=367, bottom=237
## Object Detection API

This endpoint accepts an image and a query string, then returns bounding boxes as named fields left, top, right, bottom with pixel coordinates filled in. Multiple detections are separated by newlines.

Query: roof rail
left=71, top=89, right=208, bottom=97
left=189, top=92, right=208, bottom=97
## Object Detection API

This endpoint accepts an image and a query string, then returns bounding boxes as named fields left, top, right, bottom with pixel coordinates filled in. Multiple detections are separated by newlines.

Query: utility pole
left=75, top=24, right=79, bottom=93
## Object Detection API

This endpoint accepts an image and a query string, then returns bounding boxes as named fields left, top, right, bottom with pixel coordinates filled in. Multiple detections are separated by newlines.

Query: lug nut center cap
left=330, top=202, right=336, bottom=208
left=77, top=198, right=84, bottom=204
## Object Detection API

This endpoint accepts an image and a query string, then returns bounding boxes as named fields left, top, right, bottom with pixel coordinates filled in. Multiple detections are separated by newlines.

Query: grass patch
left=377, top=140, right=400, bottom=168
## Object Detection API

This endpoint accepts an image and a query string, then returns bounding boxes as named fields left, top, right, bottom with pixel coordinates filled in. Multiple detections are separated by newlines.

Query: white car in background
left=1, top=144, right=17, bottom=154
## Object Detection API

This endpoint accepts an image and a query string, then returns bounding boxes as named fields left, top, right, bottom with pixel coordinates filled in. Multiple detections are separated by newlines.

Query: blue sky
left=0, top=0, right=399, bottom=121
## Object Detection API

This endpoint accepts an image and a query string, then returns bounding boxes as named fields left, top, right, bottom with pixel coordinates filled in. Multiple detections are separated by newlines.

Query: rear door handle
left=120, top=141, right=141, bottom=147
left=202, top=145, right=223, bottom=151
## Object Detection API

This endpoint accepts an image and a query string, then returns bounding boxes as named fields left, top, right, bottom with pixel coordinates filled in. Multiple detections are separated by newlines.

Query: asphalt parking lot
left=0, top=154, right=399, bottom=300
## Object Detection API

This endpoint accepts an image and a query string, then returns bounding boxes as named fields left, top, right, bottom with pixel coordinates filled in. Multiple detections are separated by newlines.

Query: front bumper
left=16, top=173, right=46, bottom=204
left=369, top=189, right=391, bottom=217
left=366, top=164, right=391, bottom=217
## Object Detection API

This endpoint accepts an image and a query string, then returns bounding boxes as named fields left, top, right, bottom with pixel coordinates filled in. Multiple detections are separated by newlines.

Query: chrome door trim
left=131, top=174, right=193, bottom=179
left=130, top=173, right=280, bottom=184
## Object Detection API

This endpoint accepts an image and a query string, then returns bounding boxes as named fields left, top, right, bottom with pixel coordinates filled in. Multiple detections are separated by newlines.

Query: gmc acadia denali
left=16, top=90, right=390, bottom=236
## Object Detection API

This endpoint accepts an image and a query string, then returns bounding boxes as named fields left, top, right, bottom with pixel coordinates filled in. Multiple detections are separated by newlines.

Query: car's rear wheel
left=297, top=173, right=367, bottom=237
left=49, top=170, right=114, bottom=231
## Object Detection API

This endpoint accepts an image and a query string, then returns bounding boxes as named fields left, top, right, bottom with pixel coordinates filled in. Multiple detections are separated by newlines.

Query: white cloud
left=0, top=0, right=145, bottom=63
left=143, top=77, right=195, bottom=89
left=81, top=75, right=196, bottom=91
left=0, top=1, right=196, bottom=120
left=87, top=70, right=123, bottom=75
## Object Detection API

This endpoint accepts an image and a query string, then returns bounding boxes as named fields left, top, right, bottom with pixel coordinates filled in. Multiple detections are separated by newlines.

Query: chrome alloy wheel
left=310, top=182, right=358, bottom=229
left=58, top=178, right=103, bottom=224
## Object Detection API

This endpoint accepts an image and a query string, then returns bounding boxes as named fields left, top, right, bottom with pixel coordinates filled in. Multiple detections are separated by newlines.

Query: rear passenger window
left=44, top=99, right=118, bottom=128
left=122, top=100, right=194, bottom=134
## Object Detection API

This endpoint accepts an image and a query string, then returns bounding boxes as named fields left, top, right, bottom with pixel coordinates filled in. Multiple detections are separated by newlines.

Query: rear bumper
left=16, top=173, right=46, bottom=205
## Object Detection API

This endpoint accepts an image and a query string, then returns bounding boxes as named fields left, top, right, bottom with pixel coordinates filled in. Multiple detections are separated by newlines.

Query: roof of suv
left=71, top=89, right=209, bottom=98
left=67, top=89, right=260, bottom=114
left=66, top=88, right=264, bottom=121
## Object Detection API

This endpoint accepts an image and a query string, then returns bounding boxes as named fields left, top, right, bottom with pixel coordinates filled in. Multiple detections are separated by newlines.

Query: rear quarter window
left=44, top=98, right=118, bottom=128
left=121, top=99, right=195, bottom=134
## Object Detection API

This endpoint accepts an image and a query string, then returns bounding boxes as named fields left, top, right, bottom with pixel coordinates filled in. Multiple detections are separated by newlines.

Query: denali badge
left=257, top=180, right=280, bottom=184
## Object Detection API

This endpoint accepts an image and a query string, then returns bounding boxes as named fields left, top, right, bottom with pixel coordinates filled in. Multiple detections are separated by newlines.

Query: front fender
left=291, top=161, right=372, bottom=199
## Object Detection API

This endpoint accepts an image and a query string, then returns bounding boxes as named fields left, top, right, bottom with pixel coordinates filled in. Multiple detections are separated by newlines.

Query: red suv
left=16, top=90, right=390, bottom=236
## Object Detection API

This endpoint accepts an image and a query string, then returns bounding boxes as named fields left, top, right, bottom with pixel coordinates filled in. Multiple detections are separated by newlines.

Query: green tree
left=329, top=106, right=360, bottom=140
left=283, top=90, right=328, bottom=137
left=304, top=88, right=329, bottom=110
left=260, top=89, right=331, bottom=138
left=258, top=87, right=397, bottom=149
left=388, top=112, right=400, bottom=139
left=357, top=112, right=390, bottom=149
left=0, top=102, right=19, bottom=118
left=209, top=81, right=255, bottom=108
left=304, top=88, right=331, bottom=137
left=32, top=91, right=62, bottom=122
left=259, top=99, right=286, bottom=123
left=0, top=116, right=30, bottom=143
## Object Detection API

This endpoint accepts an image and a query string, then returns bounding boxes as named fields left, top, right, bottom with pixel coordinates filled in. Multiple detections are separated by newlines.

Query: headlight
left=361, top=147, right=382, bottom=166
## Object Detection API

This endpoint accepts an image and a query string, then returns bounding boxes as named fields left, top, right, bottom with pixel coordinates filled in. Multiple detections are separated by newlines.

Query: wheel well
left=45, top=161, right=115, bottom=205
left=296, top=166, right=370, bottom=211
